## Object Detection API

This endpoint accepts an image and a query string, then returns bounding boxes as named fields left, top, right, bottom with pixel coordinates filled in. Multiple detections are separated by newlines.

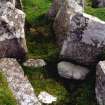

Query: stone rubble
left=38, top=91, right=57, bottom=104
left=0, top=58, right=41, bottom=105
left=23, top=59, right=46, bottom=68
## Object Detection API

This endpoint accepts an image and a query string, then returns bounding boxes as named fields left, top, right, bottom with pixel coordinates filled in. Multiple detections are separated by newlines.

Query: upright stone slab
left=0, top=58, right=41, bottom=105
left=53, top=0, right=83, bottom=46
left=53, top=0, right=105, bottom=66
left=96, top=61, right=105, bottom=105
left=92, top=0, right=105, bottom=7
left=0, top=2, right=27, bottom=59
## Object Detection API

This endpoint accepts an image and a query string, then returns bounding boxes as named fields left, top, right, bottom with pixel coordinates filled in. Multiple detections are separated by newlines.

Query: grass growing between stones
left=85, top=0, right=105, bottom=21
left=21, top=0, right=101, bottom=105
left=0, top=72, right=17, bottom=105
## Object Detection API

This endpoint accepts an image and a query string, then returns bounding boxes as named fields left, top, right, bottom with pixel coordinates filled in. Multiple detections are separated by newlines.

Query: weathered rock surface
left=0, top=0, right=23, bottom=9
left=38, top=91, right=57, bottom=104
left=58, top=61, right=89, bottom=80
left=48, top=0, right=84, bottom=18
left=0, top=0, right=15, bottom=5
left=0, top=58, right=41, bottom=105
left=0, top=2, right=27, bottom=59
left=53, top=0, right=105, bottom=66
left=92, top=0, right=105, bottom=7
left=23, top=59, right=46, bottom=68
left=96, top=61, right=105, bottom=105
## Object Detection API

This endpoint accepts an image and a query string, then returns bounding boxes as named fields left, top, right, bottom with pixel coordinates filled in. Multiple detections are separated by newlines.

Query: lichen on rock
left=0, top=1, right=27, bottom=59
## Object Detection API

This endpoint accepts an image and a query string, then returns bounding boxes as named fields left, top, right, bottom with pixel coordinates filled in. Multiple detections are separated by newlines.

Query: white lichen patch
left=38, top=91, right=57, bottom=104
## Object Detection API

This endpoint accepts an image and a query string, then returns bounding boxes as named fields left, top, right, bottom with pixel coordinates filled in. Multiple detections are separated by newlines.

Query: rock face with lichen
left=0, top=58, right=41, bottom=105
left=96, top=61, right=105, bottom=105
left=92, top=0, right=105, bottom=7
left=0, top=2, right=27, bottom=59
left=58, top=61, right=89, bottom=80
left=53, top=0, right=105, bottom=66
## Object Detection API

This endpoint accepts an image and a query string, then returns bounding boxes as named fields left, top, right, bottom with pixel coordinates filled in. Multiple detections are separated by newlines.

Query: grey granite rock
left=0, top=2, right=27, bottom=59
left=53, top=0, right=105, bottom=65
left=58, top=61, right=89, bottom=80
left=0, top=58, right=41, bottom=105
left=96, top=61, right=105, bottom=105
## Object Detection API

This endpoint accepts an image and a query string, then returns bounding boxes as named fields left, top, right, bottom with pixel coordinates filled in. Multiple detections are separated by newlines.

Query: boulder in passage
left=58, top=61, right=89, bottom=80
left=23, top=59, right=46, bottom=68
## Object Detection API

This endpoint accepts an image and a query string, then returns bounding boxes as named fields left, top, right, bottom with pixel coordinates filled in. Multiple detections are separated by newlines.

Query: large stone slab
left=96, top=61, right=105, bottom=105
left=53, top=0, right=105, bottom=66
left=0, top=58, right=41, bottom=105
left=0, top=2, right=27, bottom=59
left=58, top=61, right=89, bottom=80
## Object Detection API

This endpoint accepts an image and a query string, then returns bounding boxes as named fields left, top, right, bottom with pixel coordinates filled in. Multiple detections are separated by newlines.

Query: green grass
left=85, top=0, right=105, bottom=21
left=22, top=0, right=52, bottom=25
left=0, top=72, right=17, bottom=105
